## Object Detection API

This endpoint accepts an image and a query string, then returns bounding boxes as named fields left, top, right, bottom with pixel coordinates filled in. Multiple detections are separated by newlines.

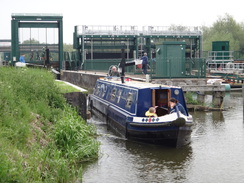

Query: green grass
left=0, top=67, right=99, bottom=183
left=55, top=80, right=83, bottom=93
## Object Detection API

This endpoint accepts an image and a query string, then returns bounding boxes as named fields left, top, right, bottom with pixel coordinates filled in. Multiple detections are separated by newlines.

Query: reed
left=0, top=67, right=99, bottom=183
left=185, top=91, right=201, bottom=105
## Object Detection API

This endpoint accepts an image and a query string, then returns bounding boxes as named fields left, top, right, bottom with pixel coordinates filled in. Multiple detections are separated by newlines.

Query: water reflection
left=83, top=92, right=244, bottom=183
left=212, top=111, right=224, bottom=122
left=124, top=141, right=192, bottom=183
left=83, top=116, right=193, bottom=183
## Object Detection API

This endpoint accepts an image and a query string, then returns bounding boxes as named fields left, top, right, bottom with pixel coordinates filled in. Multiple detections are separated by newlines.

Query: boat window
left=125, top=92, right=133, bottom=108
left=95, top=84, right=101, bottom=95
left=117, top=90, right=122, bottom=103
left=100, top=84, right=107, bottom=97
left=110, top=88, right=117, bottom=101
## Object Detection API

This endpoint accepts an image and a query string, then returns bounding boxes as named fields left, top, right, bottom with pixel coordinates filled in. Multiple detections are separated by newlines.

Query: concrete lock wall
left=64, top=92, right=87, bottom=121
left=60, top=70, right=103, bottom=90
left=60, top=70, right=104, bottom=121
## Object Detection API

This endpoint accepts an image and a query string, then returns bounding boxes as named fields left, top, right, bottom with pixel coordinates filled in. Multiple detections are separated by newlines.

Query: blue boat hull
left=89, top=79, right=193, bottom=148
left=126, top=123, right=192, bottom=147
left=90, top=101, right=192, bottom=148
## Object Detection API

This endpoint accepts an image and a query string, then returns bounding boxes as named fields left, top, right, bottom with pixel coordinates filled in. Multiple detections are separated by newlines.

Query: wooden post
left=212, top=91, right=225, bottom=109
left=197, top=91, right=205, bottom=104
left=196, top=80, right=205, bottom=104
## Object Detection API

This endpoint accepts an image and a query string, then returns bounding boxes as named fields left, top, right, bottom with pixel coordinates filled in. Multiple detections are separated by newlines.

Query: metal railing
left=208, top=62, right=244, bottom=74
left=142, top=26, right=202, bottom=36
left=77, top=25, right=202, bottom=37
left=77, top=25, right=138, bottom=36
left=206, top=51, right=234, bottom=62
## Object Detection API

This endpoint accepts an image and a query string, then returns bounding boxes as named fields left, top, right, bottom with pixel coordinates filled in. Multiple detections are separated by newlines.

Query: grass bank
left=0, top=67, right=99, bottom=182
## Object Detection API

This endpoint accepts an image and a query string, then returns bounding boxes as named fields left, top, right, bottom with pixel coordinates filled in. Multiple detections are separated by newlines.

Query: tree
left=202, top=13, right=244, bottom=53
left=63, top=43, right=75, bottom=52
left=22, top=38, right=40, bottom=44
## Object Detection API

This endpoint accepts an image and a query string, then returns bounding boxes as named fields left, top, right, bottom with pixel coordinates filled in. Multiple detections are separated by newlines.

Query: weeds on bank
left=0, top=67, right=99, bottom=183
left=185, top=92, right=202, bottom=105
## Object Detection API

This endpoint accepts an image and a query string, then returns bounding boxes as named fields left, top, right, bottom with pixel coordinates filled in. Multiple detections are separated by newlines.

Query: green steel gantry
left=11, top=13, right=63, bottom=69
left=72, top=25, right=204, bottom=78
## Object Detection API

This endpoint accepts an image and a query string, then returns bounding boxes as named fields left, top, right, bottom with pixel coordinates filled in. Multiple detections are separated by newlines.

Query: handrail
left=207, top=51, right=234, bottom=62
left=76, top=25, right=202, bottom=36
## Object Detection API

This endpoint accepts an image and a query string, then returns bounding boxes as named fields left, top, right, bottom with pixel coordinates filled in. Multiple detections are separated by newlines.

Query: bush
left=185, top=92, right=200, bottom=105
left=0, top=67, right=99, bottom=182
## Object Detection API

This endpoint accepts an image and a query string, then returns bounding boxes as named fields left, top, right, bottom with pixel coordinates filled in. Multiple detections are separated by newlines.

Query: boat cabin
left=93, top=79, right=188, bottom=117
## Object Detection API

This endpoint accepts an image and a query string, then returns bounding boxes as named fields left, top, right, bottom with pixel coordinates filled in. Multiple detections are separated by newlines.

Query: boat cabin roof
left=100, top=78, right=181, bottom=89
left=94, top=78, right=188, bottom=117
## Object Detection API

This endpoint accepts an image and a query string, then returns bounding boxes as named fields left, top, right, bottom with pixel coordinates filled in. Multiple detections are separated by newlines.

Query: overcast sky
left=1, top=0, right=244, bottom=44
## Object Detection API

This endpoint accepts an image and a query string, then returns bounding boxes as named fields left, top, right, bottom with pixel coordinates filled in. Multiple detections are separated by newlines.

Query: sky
left=1, top=0, right=244, bottom=44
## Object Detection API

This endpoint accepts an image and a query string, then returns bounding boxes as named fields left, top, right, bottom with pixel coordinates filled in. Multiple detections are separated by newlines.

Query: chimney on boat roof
left=119, top=48, right=125, bottom=83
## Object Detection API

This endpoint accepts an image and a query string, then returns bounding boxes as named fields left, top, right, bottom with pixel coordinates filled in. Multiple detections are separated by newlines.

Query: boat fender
left=105, top=104, right=112, bottom=122
left=88, top=99, right=93, bottom=110
left=171, top=117, right=186, bottom=127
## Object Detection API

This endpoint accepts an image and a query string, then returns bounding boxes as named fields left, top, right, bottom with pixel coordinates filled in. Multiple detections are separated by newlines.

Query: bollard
left=146, top=74, right=150, bottom=83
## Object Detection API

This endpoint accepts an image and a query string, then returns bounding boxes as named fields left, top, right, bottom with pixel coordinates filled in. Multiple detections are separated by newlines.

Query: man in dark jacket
left=141, top=52, right=148, bottom=74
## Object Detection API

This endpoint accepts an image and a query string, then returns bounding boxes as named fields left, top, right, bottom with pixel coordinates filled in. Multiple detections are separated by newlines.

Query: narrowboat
left=88, top=78, right=193, bottom=148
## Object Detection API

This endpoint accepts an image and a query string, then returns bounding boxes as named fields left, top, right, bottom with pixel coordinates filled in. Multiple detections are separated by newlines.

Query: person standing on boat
left=169, top=98, right=187, bottom=116
left=110, top=66, right=120, bottom=77
left=145, top=107, right=158, bottom=117
left=141, top=52, right=148, bottom=74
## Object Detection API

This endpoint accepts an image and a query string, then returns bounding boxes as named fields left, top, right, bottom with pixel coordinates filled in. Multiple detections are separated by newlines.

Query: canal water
left=83, top=91, right=243, bottom=183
